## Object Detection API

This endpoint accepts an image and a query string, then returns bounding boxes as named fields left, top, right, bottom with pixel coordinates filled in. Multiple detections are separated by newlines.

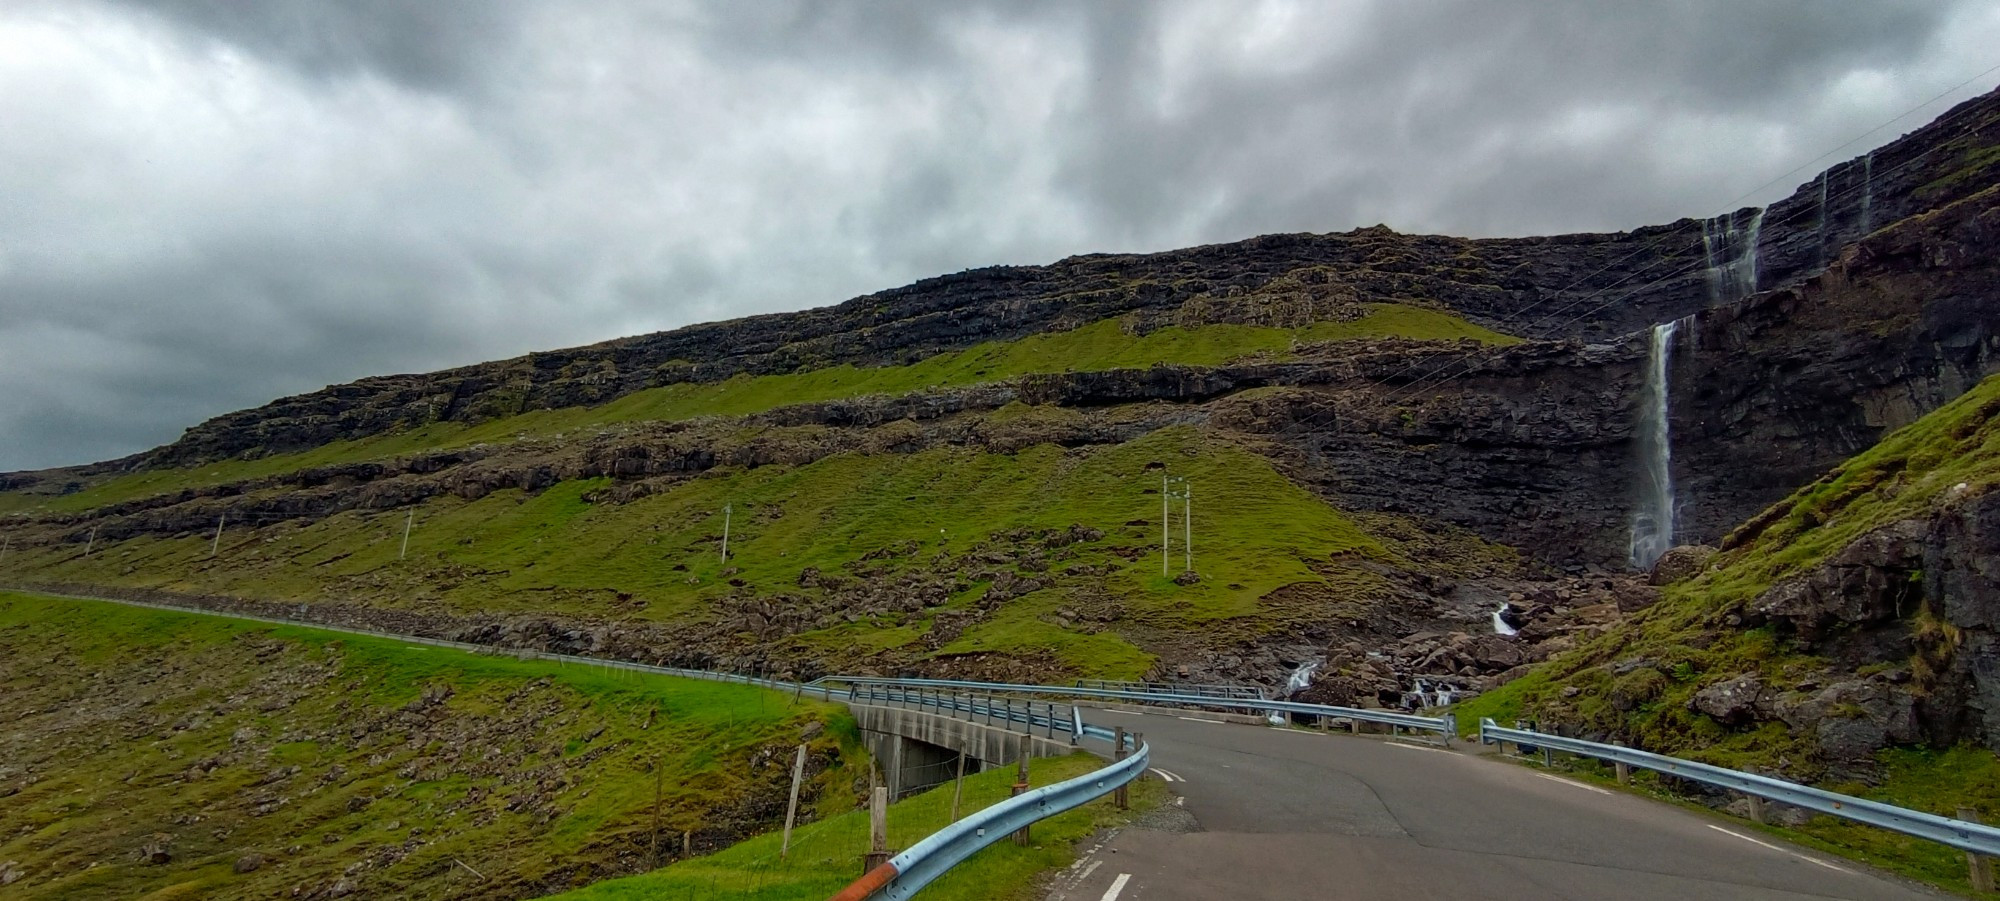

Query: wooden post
left=780, top=743, right=808, bottom=858
left=949, top=753, right=967, bottom=823
left=863, top=786, right=891, bottom=873
left=1612, top=742, right=1631, bottom=785
left=1746, top=795, right=1767, bottom=825
left=1113, top=726, right=1129, bottom=810
left=1012, top=733, right=1033, bottom=846
left=1960, top=807, right=1995, bottom=893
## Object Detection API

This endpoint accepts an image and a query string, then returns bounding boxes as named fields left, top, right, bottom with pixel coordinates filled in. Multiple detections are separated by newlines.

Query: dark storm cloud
left=3, top=0, right=1997, bottom=471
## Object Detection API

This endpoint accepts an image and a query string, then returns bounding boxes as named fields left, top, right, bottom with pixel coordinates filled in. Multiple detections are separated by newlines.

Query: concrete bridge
left=848, top=702, right=1079, bottom=798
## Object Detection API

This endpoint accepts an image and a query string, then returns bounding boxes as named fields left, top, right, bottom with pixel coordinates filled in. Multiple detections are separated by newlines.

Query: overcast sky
left=4, top=1, right=1998, bottom=471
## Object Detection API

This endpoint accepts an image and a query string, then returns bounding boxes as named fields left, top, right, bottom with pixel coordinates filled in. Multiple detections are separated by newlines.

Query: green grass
left=3, top=425, right=1405, bottom=679
left=0, top=591, right=864, bottom=899
left=548, top=753, right=1165, bottom=901
left=4, top=303, right=1512, bottom=515
left=1453, top=374, right=2000, bottom=895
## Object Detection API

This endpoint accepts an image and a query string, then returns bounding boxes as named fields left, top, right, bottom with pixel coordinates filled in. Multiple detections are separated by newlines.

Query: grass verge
left=550, top=752, right=1166, bottom=901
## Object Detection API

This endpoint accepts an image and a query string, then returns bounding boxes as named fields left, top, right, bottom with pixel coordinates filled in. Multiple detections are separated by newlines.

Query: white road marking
left=1385, top=742, right=1450, bottom=754
left=1099, top=873, right=1132, bottom=901
left=1102, top=709, right=1146, bottom=716
left=1076, top=859, right=1103, bottom=881
left=1148, top=767, right=1184, bottom=783
left=1705, top=825, right=1855, bottom=873
left=1535, top=772, right=1613, bottom=795
left=1176, top=716, right=1224, bottom=724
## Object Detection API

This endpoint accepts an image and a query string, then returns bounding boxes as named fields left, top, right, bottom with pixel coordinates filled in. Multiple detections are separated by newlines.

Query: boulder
left=1690, top=673, right=1766, bottom=726
left=1648, top=545, right=1716, bottom=585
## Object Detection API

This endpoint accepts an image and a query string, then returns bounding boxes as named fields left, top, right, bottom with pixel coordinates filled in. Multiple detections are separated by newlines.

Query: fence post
left=864, top=786, right=891, bottom=874
left=1114, top=726, right=1130, bottom=810
left=780, top=743, right=808, bottom=859
left=950, top=753, right=967, bottom=823
left=1746, top=795, right=1767, bottom=825
left=1612, top=741, right=1632, bottom=785
left=1960, top=808, right=1995, bottom=893
left=1012, top=733, right=1033, bottom=846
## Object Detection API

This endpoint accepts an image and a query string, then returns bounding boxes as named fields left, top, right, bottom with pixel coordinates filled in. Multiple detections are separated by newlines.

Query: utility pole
left=0, top=534, right=9, bottom=566
left=211, top=514, right=225, bottom=557
left=1161, top=475, right=1170, bottom=577
left=84, top=526, right=97, bottom=557
left=720, top=503, right=732, bottom=564
left=400, top=509, right=414, bottom=560
left=1183, top=481, right=1193, bottom=574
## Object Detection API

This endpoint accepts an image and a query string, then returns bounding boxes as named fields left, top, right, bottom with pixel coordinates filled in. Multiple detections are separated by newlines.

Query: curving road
left=1049, top=708, right=1942, bottom=901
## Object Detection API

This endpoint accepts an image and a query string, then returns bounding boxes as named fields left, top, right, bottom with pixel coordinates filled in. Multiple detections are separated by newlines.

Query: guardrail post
left=1747, top=795, right=1767, bottom=825
left=1012, top=733, right=1033, bottom=846
left=1114, top=727, right=1129, bottom=810
left=864, top=785, right=891, bottom=874
left=1960, top=808, right=1995, bottom=892
left=1612, top=741, right=1631, bottom=785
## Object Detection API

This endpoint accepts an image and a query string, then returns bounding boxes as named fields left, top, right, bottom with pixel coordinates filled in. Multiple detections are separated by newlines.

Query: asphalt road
left=1048, top=709, right=1943, bottom=901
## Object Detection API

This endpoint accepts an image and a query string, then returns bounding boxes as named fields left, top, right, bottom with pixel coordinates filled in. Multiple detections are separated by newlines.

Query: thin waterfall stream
left=1629, top=320, right=1681, bottom=569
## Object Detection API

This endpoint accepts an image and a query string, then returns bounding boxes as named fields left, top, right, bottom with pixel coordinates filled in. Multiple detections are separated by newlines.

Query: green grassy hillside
left=1, top=303, right=1510, bottom=516
left=0, top=592, right=864, bottom=899
left=0, top=425, right=1452, bottom=680
left=1454, top=373, right=2000, bottom=893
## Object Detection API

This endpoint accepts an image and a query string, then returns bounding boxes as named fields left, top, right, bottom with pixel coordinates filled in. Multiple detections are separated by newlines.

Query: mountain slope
left=0, top=592, right=861, bottom=899
left=0, top=85, right=1997, bottom=697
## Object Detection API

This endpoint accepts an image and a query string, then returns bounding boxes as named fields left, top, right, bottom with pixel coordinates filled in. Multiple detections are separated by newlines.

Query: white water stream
left=1628, top=320, right=1681, bottom=569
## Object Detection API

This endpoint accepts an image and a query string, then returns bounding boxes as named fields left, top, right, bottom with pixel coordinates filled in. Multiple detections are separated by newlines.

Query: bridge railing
left=1481, top=719, right=2000, bottom=857
left=1074, top=678, right=1266, bottom=701
left=831, top=706, right=1147, bottom=901
left=820, top=675, right=1453, bottom=740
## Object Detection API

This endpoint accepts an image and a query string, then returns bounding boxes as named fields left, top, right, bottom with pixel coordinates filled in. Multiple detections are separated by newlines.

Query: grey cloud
left=2, top=0, right=1996, bottom=470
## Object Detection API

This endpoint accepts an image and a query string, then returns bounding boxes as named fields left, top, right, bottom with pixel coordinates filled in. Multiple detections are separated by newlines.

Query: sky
left=4, top=1, right=1998, bottom=471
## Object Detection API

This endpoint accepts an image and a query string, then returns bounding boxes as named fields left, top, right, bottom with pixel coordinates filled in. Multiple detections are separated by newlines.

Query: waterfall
left=1817, top=172, right=1830, bottom=264
left=1629, top=320, right=1681, bottom=569
left=1861, top=151, right=1875, bottom=232
left=1700, top=209, right=1765, bottom=306
left=1492, top=603, right=1519, bottom=636
left=1285, top=660, right=1319, bottom=696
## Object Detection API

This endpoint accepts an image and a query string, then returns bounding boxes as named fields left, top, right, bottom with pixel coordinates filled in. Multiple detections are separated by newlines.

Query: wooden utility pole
left=84, top=526, right=96, bottom=557
left=720, top=504, right=732, bottom=563
left=780, top=743, right=808, bottom=858
left=210, top=515, right=225, bottom=557
left=400, top=509, right=414, bottom=560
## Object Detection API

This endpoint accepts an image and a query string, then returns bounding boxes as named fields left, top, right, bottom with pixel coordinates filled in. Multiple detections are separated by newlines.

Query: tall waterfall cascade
left=1861, top=151, right=1875, bottom=233
left=1701, top=209, right=1764, bottom=306
left=1629, top=320, right=1682, bottom=569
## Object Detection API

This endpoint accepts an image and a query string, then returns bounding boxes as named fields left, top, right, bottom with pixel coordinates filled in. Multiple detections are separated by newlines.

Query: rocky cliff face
left=84, top=86, right=2000, bottom=472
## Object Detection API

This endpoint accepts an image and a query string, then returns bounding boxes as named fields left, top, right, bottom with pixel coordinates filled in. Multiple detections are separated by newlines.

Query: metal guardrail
left=822, top=675, right=1453, bottom=737
left=849, top=683, right=1082, bottom=742
left=832, top=724, right=1149, bottom=901
left=1075, top=678, right=1266, bottom=700
left=1481, top=719, right=2000, bottom=857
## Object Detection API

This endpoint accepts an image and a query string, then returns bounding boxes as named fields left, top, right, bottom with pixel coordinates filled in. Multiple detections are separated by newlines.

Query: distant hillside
left=0, top=593, right=860, bottom=899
